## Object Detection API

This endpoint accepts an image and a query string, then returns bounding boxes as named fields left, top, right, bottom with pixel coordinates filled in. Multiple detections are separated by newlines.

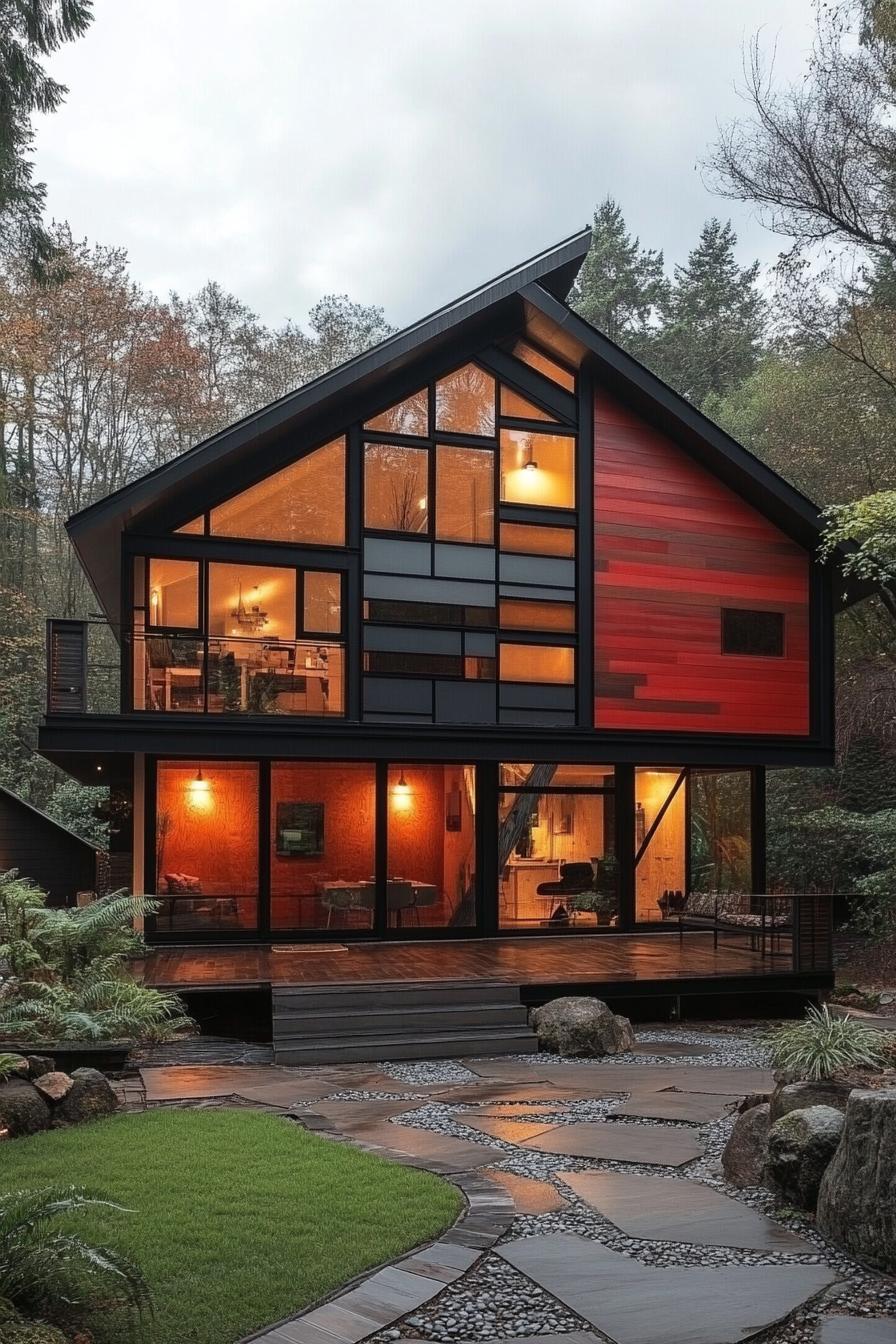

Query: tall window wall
left=361, top=350, right=578, bottom=728
left=133, top=558, right=345, bottom=716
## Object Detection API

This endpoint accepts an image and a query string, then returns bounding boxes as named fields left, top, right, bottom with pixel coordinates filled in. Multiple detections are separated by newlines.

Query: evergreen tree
left=569, top=198, right=666, bottom=358
left=0, top=1, right=93, bottom=281
left=839, top=734, right=896, bottom=813
left=652, top=218, right=765, bottom=406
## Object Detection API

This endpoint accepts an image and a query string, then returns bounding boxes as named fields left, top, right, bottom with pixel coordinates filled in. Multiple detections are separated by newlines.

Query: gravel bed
left=327, top=1043, right=895, bottom=1344
left=379, top=1060, right=479, bottom=1086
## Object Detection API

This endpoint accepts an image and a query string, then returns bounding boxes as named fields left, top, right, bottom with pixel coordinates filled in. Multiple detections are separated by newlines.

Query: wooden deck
left=140, top=931, right=804, bottom=995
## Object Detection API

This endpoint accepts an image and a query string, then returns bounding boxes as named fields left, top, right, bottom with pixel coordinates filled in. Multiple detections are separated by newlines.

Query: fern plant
left=0, top=1053, right=26, bottom=1083
left=0, top=870, right=192, bottom=1045
left=0, top=1185, right=152, bottom=1331
left=769, top=1004, right=891, bottom=1081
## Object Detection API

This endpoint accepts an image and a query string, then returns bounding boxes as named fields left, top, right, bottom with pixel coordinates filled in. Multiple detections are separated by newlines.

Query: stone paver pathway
left=560, top=1170, right=813, bottom=1251
left=498, top=1233, right=837, bottom=1344
left=816, top=1317, right=896, bottom=1343
left=133, top=1036, right=895, bottom=1344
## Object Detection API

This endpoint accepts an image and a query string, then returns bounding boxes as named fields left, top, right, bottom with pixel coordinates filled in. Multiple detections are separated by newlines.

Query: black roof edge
left=66, top=228, right=592, bottom=543
left=0, top=781, right=104, bottom=853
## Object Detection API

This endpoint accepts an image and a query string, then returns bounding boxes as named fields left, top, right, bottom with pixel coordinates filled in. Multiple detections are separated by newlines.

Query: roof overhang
left=67, top=229, right=592, bottom=627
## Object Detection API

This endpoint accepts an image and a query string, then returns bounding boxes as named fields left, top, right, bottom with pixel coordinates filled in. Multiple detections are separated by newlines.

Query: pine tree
left=0, top=1, right=93, bottom=281
left=652, top=218, right=765, bottom=407
left=569, top=198, right=666, bottom=358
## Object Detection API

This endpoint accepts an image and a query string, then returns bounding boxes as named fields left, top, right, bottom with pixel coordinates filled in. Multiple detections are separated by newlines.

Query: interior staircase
left=271, top=979, right=538, bottom=1065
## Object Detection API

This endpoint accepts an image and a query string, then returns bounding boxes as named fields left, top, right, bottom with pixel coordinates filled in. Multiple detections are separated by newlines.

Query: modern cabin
left=37, top=230, right=855, bottom=1022
left=0, top=783, right=105, bottom=907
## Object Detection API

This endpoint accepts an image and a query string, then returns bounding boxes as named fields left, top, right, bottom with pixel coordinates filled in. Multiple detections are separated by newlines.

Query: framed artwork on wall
left=276, top=802, right=324, bottom=857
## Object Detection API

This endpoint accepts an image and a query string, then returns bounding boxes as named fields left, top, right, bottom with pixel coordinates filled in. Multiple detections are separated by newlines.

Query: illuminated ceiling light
left=391, top=769, right=412, bottom=811
left=188, top=766, right=211, bottom=802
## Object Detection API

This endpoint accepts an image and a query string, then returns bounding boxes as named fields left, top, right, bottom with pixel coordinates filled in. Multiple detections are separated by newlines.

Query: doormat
left=271, top=943, right=347, bottom=953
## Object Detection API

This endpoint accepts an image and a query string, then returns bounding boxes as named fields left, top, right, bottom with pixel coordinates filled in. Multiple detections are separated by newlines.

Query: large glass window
left=365, top=388, right=429, bottom=436
left=498, top=764, right=616, bottom=930
left=270, top=763, right=376, bottom=932
left=364, top=442, right=429, bottom=533
left=500, top=643, right=574, bottom=684
left=386, top=765, right=476, bottom=928
left=303, top=572, right=342, bottom=634
left=511, top=340, right=576, bottom=392
left=435, top=445, right=494, bottom=543
left=154, top=761, right=259, bottom=933
left=500, top=386, right=554, bottom=422
left=148, top=558, right=199, bottom=629
left=689, top=769, right=752, bottom=894
left=635, top=768, right=686, bottom=923
left=500, top=429, right=575, bottom=508
left=434, top=364, right=495, bottom=436
left=209, top=437, right=346, bottom=546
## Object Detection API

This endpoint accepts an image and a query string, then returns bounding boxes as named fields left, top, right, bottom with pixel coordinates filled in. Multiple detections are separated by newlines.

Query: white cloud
left=35, top=0, right=817, bottom=327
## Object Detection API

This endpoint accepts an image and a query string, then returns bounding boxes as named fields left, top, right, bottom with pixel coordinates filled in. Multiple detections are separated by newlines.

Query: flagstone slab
left=306, top=1098, right=424, bottom=1128
left=140, top=1065, right=328, bottom=1102
left=433, top=1082, right=594, bottom=1105
left=816, top=1317, right=896, bottom=1343
left=522, top=1121, right=703, bottom=1166
left=340, top=1119, right=503, bottom=1171
left=613, top=1091, right=738, bottom=1123
left=483, top=1168, right=569, bottom=1213
left=560, top=1171, right=814, bottom=1252
left=498, top=1233, right=837, bottom=1344
left=457, top=1114, right=558, bottom=1143
left=464, top=1059, right=773, bottom=1095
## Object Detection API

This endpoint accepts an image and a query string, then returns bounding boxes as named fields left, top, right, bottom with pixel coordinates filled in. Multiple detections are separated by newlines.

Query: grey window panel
left=464, top=631, right=496, bottom=656
left=500, top=554, right=575, bottom=587
left=434, top=543, right=496, bottom=581
left=499, top=708, right=577, bottom=726
left=363, top=676, right=433, bottom=714
left=364, top=625, right=461, bottom=654
left=364, top=572, right=496, bottom=606
left=499, top=683, right=576, bottom=710
left=364, top=537, right=431, bottom=575
left=434, top=680, right=497, bottom=724
left=499, top=583, right=575, bottom=603
left=364, top=712, right=433, bottom=724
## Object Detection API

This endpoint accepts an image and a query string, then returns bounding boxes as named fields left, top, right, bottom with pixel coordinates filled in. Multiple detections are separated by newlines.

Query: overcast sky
left=35, top=0, right=818, bottom=330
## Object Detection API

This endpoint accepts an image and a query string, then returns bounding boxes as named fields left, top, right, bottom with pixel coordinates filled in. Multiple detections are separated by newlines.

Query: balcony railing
left=131, top=633, right=345, bottom=716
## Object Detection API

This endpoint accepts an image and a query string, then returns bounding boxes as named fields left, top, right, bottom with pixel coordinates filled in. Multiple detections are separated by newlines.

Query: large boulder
left=25, top=1054, right=55, bottom=1080
left=51, top=1067, right=119, bottom=1126
left=0, top=1078, right=52, bottom=1136
left=32, top=1071, right=73, bottom=1104
left=817, top=1087, right=896, bottom=1273
left=767, top=1105, right=845, bottom=1209
left=530, top=996, right=635, bottom=1057
left=722, top=1101, right=771, bottom=1186
left=769, top=1079, right=852, bottom=1123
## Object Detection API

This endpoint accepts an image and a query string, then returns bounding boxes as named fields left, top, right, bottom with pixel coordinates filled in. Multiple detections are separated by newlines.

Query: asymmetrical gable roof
left=66, top=226, right=856, bottom=624
left=0, top=781, right=102, bottom=854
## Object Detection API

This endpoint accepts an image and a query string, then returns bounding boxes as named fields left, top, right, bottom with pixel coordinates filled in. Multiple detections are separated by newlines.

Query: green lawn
left=0, top=1107, right=462, bottom=1344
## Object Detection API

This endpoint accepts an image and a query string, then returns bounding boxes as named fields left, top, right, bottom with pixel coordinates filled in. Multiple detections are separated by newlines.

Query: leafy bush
left=0, top=871, right=192, bottom=1044
left=0, top=1185, right=151, bottom=1333
left=769, top=1004, right=891, bottom=1080
left=0, top=1054, right=26, bottom=1084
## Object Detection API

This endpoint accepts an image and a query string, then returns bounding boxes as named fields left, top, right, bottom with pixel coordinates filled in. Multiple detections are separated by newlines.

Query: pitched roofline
left=522, top=281, right=827, bottom=544
left=66, top=228, right=592, bottom=542
left=0, top=781, right=104, bottom=854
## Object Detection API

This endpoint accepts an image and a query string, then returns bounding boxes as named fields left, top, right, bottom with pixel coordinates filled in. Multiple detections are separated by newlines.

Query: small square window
left=721, top=608, right=784, bottom=657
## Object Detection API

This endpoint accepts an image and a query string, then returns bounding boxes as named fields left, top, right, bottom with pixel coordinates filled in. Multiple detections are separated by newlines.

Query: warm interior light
left=187, top=766, right=212, bottom=809
left=391, top=769, right=413, bottom=813
left=523, top=459, right=538, bottom=472
left=417, top=496, right=428, bottom=511
left=150, top=587, right=160, bottom=617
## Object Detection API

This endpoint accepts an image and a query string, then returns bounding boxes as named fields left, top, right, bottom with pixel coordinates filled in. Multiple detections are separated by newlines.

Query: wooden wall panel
left=594, top=392, right=811, bottom=735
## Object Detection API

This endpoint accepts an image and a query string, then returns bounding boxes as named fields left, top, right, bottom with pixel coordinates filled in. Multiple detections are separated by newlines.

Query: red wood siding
left=594, top=391, right=811, bottom=735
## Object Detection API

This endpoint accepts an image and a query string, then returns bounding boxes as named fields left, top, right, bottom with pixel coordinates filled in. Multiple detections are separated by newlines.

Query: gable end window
left=721, top=608, right=785, bottom=657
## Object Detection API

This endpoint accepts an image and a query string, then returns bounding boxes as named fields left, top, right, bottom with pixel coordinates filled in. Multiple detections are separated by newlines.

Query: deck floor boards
left=139, top=932, right=794, bottom=991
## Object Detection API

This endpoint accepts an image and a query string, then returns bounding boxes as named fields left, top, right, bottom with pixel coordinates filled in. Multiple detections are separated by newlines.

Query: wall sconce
left=523, top=442, right=538, bottom=472
left=150, top=588, right=160, bottom=621
left=391, top=769, right=413, bottom=813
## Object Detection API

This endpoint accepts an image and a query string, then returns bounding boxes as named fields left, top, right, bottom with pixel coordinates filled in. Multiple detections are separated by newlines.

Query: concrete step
left=273, top=1001, right=529, bottom=1036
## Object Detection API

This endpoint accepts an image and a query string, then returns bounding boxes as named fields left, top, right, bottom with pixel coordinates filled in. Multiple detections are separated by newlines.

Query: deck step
left=271, top=980, right=538, bottom=1064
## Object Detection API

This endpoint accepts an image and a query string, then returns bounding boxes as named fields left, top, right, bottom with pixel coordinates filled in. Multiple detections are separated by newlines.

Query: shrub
left=0, top=871, right=192, bottom=1044
left=769, top=1004, right=891, bottom=1080
left=0, top=1185, right=151, bottom=1333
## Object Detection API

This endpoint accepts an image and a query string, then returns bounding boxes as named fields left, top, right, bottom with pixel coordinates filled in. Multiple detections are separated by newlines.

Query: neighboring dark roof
left=65, top=225, right=866, bottom=621
left=0, top=782, right=103, bottom=853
